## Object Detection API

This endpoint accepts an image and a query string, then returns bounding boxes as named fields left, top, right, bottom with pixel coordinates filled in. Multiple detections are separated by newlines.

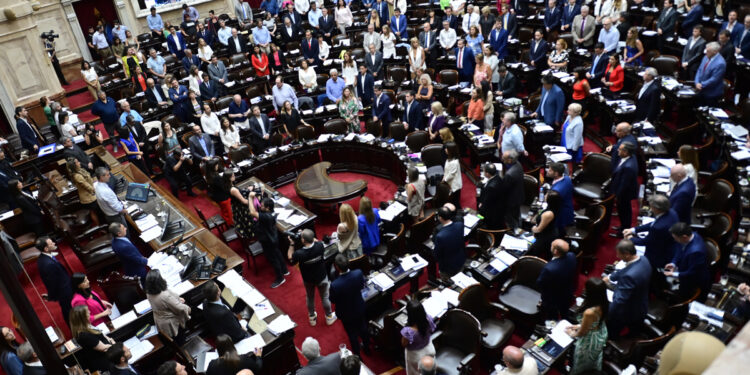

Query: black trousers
left=616, top=195, right=633, bottom=229
left=260, top=240, right=288, bottom=280
left=342, top=317, right=370, bottom=355
left=165, top=171, right=191, bottom=197
left=51, top=55, right=68, bottom=85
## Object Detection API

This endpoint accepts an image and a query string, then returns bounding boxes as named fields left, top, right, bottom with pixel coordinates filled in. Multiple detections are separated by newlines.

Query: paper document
left=267, top=315, right=295, bottom=335
left=125, top=336, right=154, bottom=364
left=112, top=310, right=137, bottom=330
left=134, top=300, right=152, bottom=315
left=236, top=334, right=266, bottom=355
left=441, top=288, right=460, bottom=307
left=549, top=320, right=574, bottom=347
left=464, top=214, right=480, bottom=228
left=197, top=351, right=218, bottom=373
left=371, top=272, right=395, bottom=291
left=171, top=280, right=195, bottom=296
left=451, top=272, right=479, bottom=289
left=500, top=235, right=529, bottom=251
left=140, top=226, right=163, bottom=242
left=490, top=258, right=510, bottom=273
left=45, top=327, right=59, bottom=342
left=253, top=300, right=276, bottom=320
left=422, top=292, right=449, bottom=318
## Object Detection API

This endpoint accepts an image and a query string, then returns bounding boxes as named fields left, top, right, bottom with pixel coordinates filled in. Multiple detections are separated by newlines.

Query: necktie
left=309, top=39, right=312, bottom=48
left=153, top=88, right=162, bottom=101
left=591, top=55, right=599, bottom=74
left=504, top=14, right=508, bottom=30
left=406, top=102, right=411, bottom=119
left=199, top=137, right=209, bottom=156
left=243, top=5, right=247, bottom=19
left=426, top=32, right=430, bottom=46
left=580, top=17, right=585, bottom=35
left=703, top=57, right=711, bottom=74
left=376, top=94, right=380, bottom=107
left=458, top=48, right=463, bottom=68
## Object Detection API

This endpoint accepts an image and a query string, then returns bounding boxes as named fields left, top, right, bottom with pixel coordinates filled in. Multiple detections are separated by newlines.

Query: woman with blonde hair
left=428, top=102, right=447, bottom=142
left=337, top=203, right=362, bottom=259
left=405, top=167, right=426, bottom=221
left=548, top=38, right=569, bottom=72
left=66, top=157, right=99, bottom=226
left=561, top=103, right=584, bottom=163
left=439, top=127, right=454, bottom=143
left=197, top=38, right=213, bottom=65
left=409, top=37, right=426, bottom=79
left=358, top=197, right=382, bottom=255
left=382, top=25, right=397, bottom=59
left=473, top=54, right=492, bottom=87
left=338, top=87, right=360, bottom=133
left=369, top=9, right=381, bottom=29
left=677, top=145, right=699, bottom=193
left=69, top=305, right=115, bottom=373
left=415, top=73, right=433, bottom=109
left=623, top=27, right=644, bottom=66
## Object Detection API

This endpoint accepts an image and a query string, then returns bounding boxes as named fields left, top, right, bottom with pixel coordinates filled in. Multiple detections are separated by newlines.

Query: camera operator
left=288, top=229, right=337, bottom=327
left=163, top=147, right=197, bottom=198
left=248, top=191, right=289, bottom=289
left=42, top=31, right=69, bottom=85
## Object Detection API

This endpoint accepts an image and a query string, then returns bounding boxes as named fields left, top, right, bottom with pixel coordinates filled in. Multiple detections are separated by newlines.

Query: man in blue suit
left=681, top=0, right=703, bottom=37
left=442, top=7, right=460, bottom=30
left=536, top=239, right=577, bottom=319
left=433, top=207, right=466, bottom=279
left=455, top=38, right=475, bottom=82
left=665, top=223, right=710, bottom=299
left=611, top=142, right=639, bottom=232
left=606, top=240, right=651, bottom=338
left=532, top=75, right=565, bottom=126
left=733, top=15, right=750, bottom=57
left=529, top=29, right=548, bottom=69
left=199, top=73, right=221, bottom=103
left=301, top=30, right=320, bottom=66
left=109, top=223, right=148, bottom=281
left=390, top=8, right=408, bottom=41
left=14, top=107, right=40, bottom=152
left=401, top=91, right=424, bottom=132
left=547, top=163, right=575, bottom=233
left=488, top=20, right=509, bottom=61
left=669, top=164, right=696, bottom=224
left=625, top=195, right=679, bottom=270
left=166, top=26, right=187, bottom=59
left=36, top=236, right=72, bottom=324
left=694, top=42, right=726, bottom=107
left=560, top=0, right=580, bottom=32
left=544, top=0, right=562, bottom=33
left=181, top=49, right=201, bottom=72
left=355, top=65, right=374, bottom=107
left=372, top=86, right=391, bottom=134
left=330, top=254, right=370, bottom=355
left=197, top=21, right=214, bottom=46
left=586, top=43, right=608, bottom=88
left=606, top=122, right=636, bottom=171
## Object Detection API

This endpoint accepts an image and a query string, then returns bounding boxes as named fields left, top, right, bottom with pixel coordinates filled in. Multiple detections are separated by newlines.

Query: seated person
left=202, top=280, right=249, bottom=342
left=206, top=334, right=262, bottom=375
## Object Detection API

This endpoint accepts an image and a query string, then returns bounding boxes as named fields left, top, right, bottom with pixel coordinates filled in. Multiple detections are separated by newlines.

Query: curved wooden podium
left=295, top=161, right=368, bottom=207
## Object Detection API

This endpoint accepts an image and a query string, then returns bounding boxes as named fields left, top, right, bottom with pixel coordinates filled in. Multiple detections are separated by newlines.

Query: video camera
left=40, top=30, right=59, bottom=41
left=284, top=229, right=303, bottom=248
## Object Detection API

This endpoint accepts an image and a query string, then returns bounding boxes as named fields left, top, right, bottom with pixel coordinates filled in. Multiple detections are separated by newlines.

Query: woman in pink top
left=70, top=273, right=112, bottom=326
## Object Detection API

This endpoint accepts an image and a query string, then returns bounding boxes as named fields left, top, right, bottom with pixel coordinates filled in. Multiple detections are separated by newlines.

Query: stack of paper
left=400, top=254, right=429, bottom=271
left=112, top=310, right=138, bottom=330
left=235, top=334, right=266, bottom=355
left=689, top=301, right=725, bottom=327
left=440, top=288, right=460, bottom=307
left=380, top=201, right=407, bottom=221
left=549, top=320, right=574, bottom=347
left=500, top=235, right=529, bottom=251
left=464, top=214, right=480, bottom=228
left=196, top=351, right=219, bottom=373
left=490, top=250, right=518, bottom=273
left=285, top=214, right=308, bottom=226
left=371, top=273, right=395, bottom=291
left=134, top=300, right=152, bottom=315
left=140, top=226, right=163, bottom=242
left=172, top=280, right=195, bottom=295
left=451, top=272, right=479, bottom=289
left=147, top=252, right=168, bottom=268
left=124, top=336, right=155, bottom=364
left=422, top=291, right=449, bottom=318
left=267, top=315, right=295, bottom=335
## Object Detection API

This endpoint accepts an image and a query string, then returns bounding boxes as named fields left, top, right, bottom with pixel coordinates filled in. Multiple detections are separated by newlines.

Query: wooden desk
left=295, top=161, right=368, bottom=208
left=236, top=176, right=317, bottom=234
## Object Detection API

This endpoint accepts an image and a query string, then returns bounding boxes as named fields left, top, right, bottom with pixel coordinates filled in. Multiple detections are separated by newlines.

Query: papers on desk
left=549, top=153, right=572, bottom=163
left=134, top=300, right=152, bottom=315
left=460, top=123, right=481, bottom=132
left=549, top=320, right=574, bottom=347
left=489, top=250, right=519, bottom=273
left=151, top=255, right=185, bottom=286
left=285, top=214, right=308, bottom=226
left=656, top=184, right=670, bottom=193
left=0, top=210, right=15, bottom=221
left=345, top=133, right=357, bottom=141
left=689, top=301, right=725, bottom=326
left=112, top=310, right=137, bottom=330
left=267, top=314, right=295, bottom=335
left=642, top=30, right=657, bottom=36
left=274, top=208, right=294, bottom=222
left=474, top=134, right=495, bottom=145
left=371, top=272, right=395, bottom=291
left=124, top=336, right=154, bottom=364
left=219, top=269, right=267, bottom=307
left=253, top=300, right=276, bottom=320
left=95, top=322, right=110, bottom=334
left=45, top=327, right=59, bottom=342
left=464, top=214, right=480, bottom=229
left=651, top=166, right=671, bottom=178
left=422, top=291, right=450, bottom=318
left=135, top=214, right=159, bottom=231
left=451, top=272, right=480, bottom=289
left=709, top=108, right=729, bottom=119
left=651, top=158, right=677, bottom=169
left=237, top=159, right=252, bottom=167
left=276, top=197, right=291, bottom=207
left=731, top=149, right=750, bottom=161
left=140, top=226, right=163, bottom=243
left=500, top=235, right=529, bottom=251
left=533, top=123, right=554, bottom=133
left=723, top=123, right=748, bottom=140
left=400, top=254, right=428, bottom=272
left=171, top=280, right=195, bottom=296
left=236, top=334, right=266, bottom=355
left=380, top=201, right=407, bottom=222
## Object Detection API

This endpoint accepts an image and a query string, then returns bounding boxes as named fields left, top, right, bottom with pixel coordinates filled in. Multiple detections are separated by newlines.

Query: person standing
left=605, top=240, right=651, bottom=338
left=664, top=223, right=710, bottom=299
left=536, top=239, right=577, bottom=319
left=357, top=197, right=381, bottom=255
left=330, top=254, right=370, bottom=355
left=248, top=192, right=289, bottom=288
left=547, top=163, right=575, bottom=233
left=566, top=278, right=609, bottom=374
left=400, top=300, right=436, bottom=375
left=561, top=103, right=584, bottom=163
left=501, top=151, right=524, bottom=230
left=36, top=236, right=72, bottom=325
left=15, top=107, right=42, bottom=153
left=288, top=229, right=337, bottom=326
left=432, top=207, right=466, bottom=280
left=94, top=167, right=127, bottom=225
left=478, top=163, right=505, bottom=230
left=70, top=273, right=113, bottom=326
left=336, top=203, right=363, bottom=259
left=90, top=92, right=120, bottom=151
left=109, top=223, right=148, bottom=281
left=623, top=195, right=678, bottom=270
left=298, top=337, right=341, bottom=375
left=442, top=142, right=463, bottom=207
left=145, top=270, right=190, bottom=341
left=610, top=142, right=639, bottom=233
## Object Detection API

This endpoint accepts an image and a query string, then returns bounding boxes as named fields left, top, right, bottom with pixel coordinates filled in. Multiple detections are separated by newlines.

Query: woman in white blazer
left=562, top=103, right=584, bottom=163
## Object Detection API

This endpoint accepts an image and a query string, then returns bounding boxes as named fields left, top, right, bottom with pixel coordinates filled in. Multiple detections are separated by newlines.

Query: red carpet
left=62, top=79, right=87, bottom=92
left=67, top=91, right=96, bottom=110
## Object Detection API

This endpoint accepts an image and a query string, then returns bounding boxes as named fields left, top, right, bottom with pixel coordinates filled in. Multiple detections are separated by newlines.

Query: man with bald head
left=498, top=346, right=539, bottom=375
left=536, top=239, right=577, bottom=319
left=418, top=355, right=436, bottom=375
left=606, top=123, right=636, bottom=171
left=236, top=370, right=254, bottom=375
left=669, top=164, right=695, bottom=223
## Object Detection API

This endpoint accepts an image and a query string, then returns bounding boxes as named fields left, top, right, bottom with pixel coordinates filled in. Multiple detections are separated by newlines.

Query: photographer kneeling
left=163, top=147, right=197, bottom=198
left=288, top=229, right=337, bottom=327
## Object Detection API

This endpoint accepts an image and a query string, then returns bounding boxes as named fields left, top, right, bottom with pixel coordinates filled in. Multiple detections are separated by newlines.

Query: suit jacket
left=455, top=46, right=475, bottom=78
left=145, top=85, right=168, bottom=106
left=14, top=193, right=42, bottom=225
left=719, top=41, right=736, bottom=67
left=189, top=133, right=216, bottom=159
left=419, top=30, right=438, bottom=51
left=297, top=353, right=342, bottom=375
left=589, top=52, right=607, bottom=83
left=284, top=10, right=303, bottom=28
left=535, top=84, right=565, bottom=125
left=235, top=0, right=254, bottom=22
left=147, top=290, right=190, bottom=338
left=681, top=37, right=706, bottom=69
left=402, top=100, right=423, bottom=132
left=634, top=81, right=660, bottom=122
left=167, top=33, right=187, bottom=57
left=227, top=35, right=250, bottom=55
left=208, top=61, right=228, bottom=82
left=391, top=15, right=408, bottom=38
left=111, top=237, right=147, bottom=280
left=609, top=256, right=652, bottom=328
left=248, top=114, right=272, bottom=141
left=301, top=37, right=320, bottom=64
left=279, top=24, right=301, bottom=44
left=330, top=270, right=366, bottom=323
left=37, top=254, right=72, bottom=304
left=669, top=178, right=696, bottom=224
left=681, top=4, right=703, bottom=36
left=181, top=55, right=201, bottom=72
left=197, top=29, right=214, bottom=46
left=488, top=28, right=509, bottom=59
left=128, top=121, right=148, bottom=144
left=544, top=6, right=561, bottom=31
left=319, top=14, right=336, bottom=35
left=551, top=175, right=575, bottom=232
left=529, top=39, right=548, bottom=68
left=611, top=156, right=639, bottom=201
left=479, top=175, right=505, bottom=229
left=62, top=144, right=92, bottom=167
left=355, top=73, right=374, bottom=105
left=497, top=72, right=517, bottom=98
left=16, top=118, right=39, bottom=151
left=206, top=354, right=261, bottom=375
left=203, top=300, right=248, bottom=342
left=671, top=232, right=710, bottom=297
left=733, top=27, right=750, bottom=57
left=571, top=14, right=596, bottom=46
left=433, top=221, right=466, bottom=276
left=372, top=92, right=391, bottom=125
left=199, top=79, right=221, bottom=101
left=443, top=14, right=459, bottom=30
left=561, top=3, right=580, bottom=28
left=502, top=161, right=524, bottom=208
left=499, top=12, right=517, bottom=37
left=632, top=209, right=679, bottom=269
left=365, top=51, right=383, bottom=77
left=609, top=134, right=637, bottom=171
left=656, top=7, right=678, bottom=38
left=536, top=252, right=577, bottom=313
left=694, top=54, right=726, bottom=99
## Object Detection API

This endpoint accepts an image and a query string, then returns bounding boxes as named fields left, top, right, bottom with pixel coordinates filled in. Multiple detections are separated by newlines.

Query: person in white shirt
left=496, top=346, right=539, bottom=375
left=381, top=25, right=397, bottom=58
left=593, top=0, right=613, bottom=24
left=217, top=20, right=233, bottom=46
left=439, top=20, right=457, bottom=55
left=219, top=117, right=241, bottom=153
left=298, top=60, right=318, bottom=91
left=200, top=103, right=221, bottom=138
left=197, top=37, right=214, bottom=65
left=188, top=66, right=202, bottom=94
left=318, top=36, right=331, bottom=60
left=462, top=5, right=480, bottom=35
left=443, top=142, right=463, bottom=206
left=450, top=0, right=466, bottom=15
left=295, top=0, right=310, bottom=14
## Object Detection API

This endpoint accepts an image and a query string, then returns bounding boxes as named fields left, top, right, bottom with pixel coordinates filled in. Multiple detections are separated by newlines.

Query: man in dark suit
left=634, top=68, right=661, bottom=123
left=279, top=17, right=301, bottom=45
left=537, top=239, right=577, bottom=319
left=248, top=105, right=272, bottom=154
left=283, top=3, right=303, bottom=29
left=544, top=0, right=562, bottom=33
left=510, top=0, right=528, bottom=16
left=197, top=21, right=214, bottom=46
left=606, top=240, right=651, bottom=338
left=199, top=73, right=221, bottom=103
left=401, top=91, right=423, bottom=132
left=166, top=26, right=187, bottom=59
left=202, top=280, right=249, bottom=342
left=181, top=49, right=201, bottom=72
left=499, top=3, right=518, bottom=37
left=365, top=44, right=383, bottom=78
left=455, top=38, right=475, bottom=82
left=681, top=25, right=706, bottom=79
left=319, top=8, right=336, bottom=40
left=227, top=28, right=250, bottom=56
left=681, top=0, right=703, bottom=37
left=718, top=30, right=736, bottom=69
left=298, top=337, right=341, bottom=375
left=586, top=43, right=607, bottom=88
left=547, top=162, right=575, bottom=233
left=532, top=75, right=565, bottom=127
left=188, top=124, right=216, bottom=161
left=606, top=122, right=637, bottom=171
left=656, top=0, right=677, bottom=48
left=501, top=150, right=524, bottom=230
left=734, top=15, right=750, bottom=57
left=109, top=223, right=148, bottom=281
left=0, top=150, right=19, bottom=208
left=372, top=86, right=391, bottom=133
left=432, top=207, right=466, bottom=279
left=330, top=254, right=370, bottom=355
left=478, top=163, right=505, bottom=230
left=355, top=65, right=374, bottom=107
left=560, top=0, right=580, bottom=32
left=625, top=194, right=679, bottom=270
left=495, top=66, right=517, bottom=98
left=61, top=136, right=93, bottom=170
left=17, top=342, right=47, bottom=375
left=669, top=164, right=696, bottom=224
left=665, top=223, right=710, bottom=299
left=611, top=142, right=639, bottom=232
left=15, top=106, right=41, bottom=152
left=419, top=22, right=438, bottom=65
left=528, top=30, right=548, bottom=69
left=145, top=78, right=168, bottom=107
left=36, top=236, right=72, bottom=324
left=301, top=30, right=320, bottom=65
left=443, top=6, right=460, bottom=30
left=107, top=343, right=142, bottom=375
